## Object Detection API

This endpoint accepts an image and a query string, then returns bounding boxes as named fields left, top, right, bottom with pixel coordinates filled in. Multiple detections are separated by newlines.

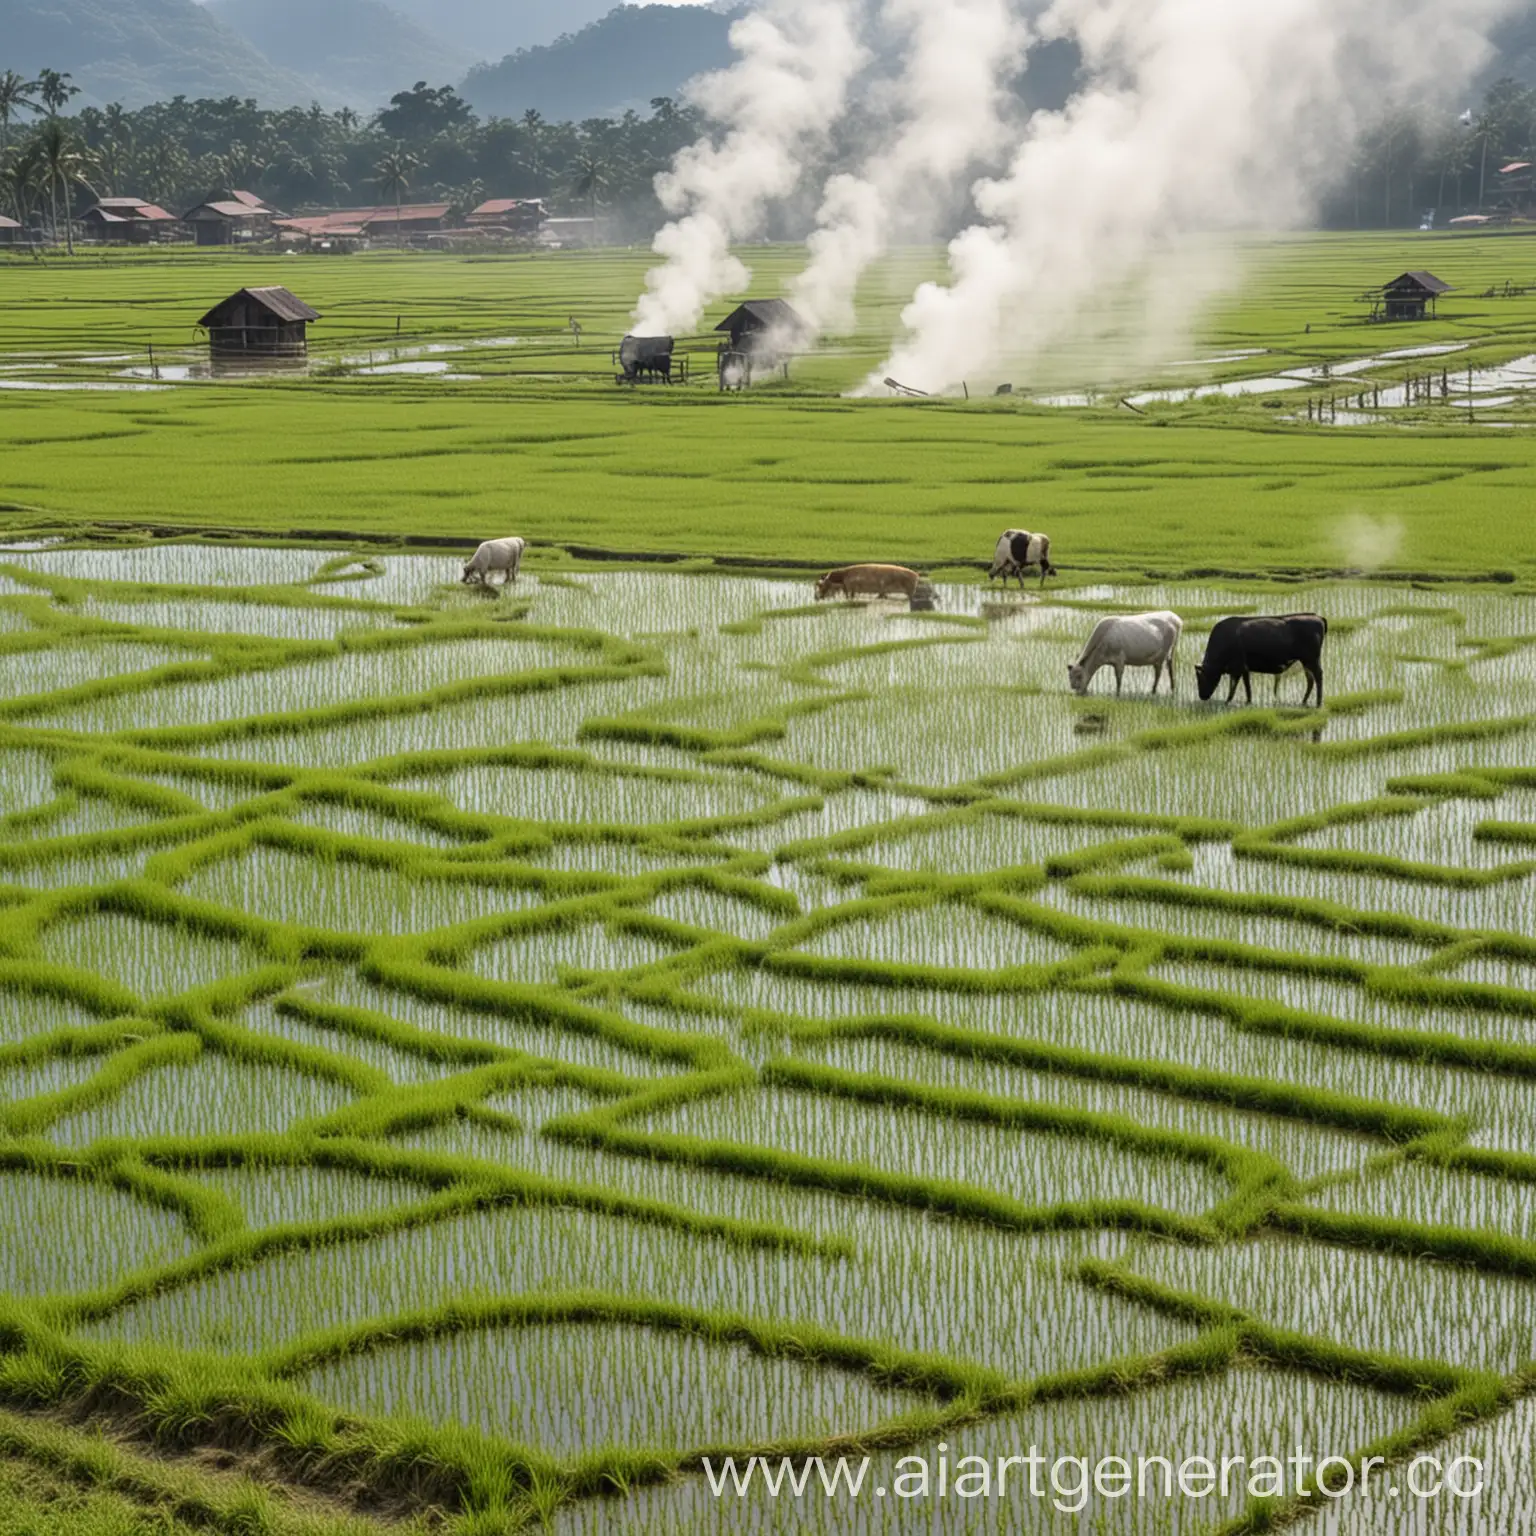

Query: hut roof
left=197, top=287, right=321, bottom=328
left=0, top=216, right=22, bottom=229
left=715, top=298, right=809, bottom=336
left=273, top=204, right=450, bottom=237
left=471, top=198, right=544, bottom=217
left=1385, top=271, right=1451, bottom=295
left=90, top=198, right=177, bottom=221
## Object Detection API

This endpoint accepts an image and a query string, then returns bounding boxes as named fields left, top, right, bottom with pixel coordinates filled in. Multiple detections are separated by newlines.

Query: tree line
left=5, top=66, right=1536, bottom=248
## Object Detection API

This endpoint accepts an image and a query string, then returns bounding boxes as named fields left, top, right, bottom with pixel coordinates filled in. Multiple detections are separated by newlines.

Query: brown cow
left=814, top=564, right=924, bottom=601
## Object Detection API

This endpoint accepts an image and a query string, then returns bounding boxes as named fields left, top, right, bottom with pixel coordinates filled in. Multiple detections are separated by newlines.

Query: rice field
left=0, top=537, right=1534, bottom=1532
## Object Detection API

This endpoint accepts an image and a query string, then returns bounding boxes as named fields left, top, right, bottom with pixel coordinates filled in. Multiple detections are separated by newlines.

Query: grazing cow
left=1196, top=614, right=1329, bottom=706
left=814, top=564, right=924, bottom=602
left=1068, top=611, right=1183, bottom=696
left=989, top=529, right=1056, bottom=588
left=461, top=536, right=526, bottom=587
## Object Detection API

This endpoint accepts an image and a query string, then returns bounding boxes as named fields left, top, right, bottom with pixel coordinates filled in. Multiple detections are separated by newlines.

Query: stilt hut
left=197, top=286, right=320, bottom=358
left=1366, top=272, right=1451, bottom=322
left=714, top=299, right=810, bottom=389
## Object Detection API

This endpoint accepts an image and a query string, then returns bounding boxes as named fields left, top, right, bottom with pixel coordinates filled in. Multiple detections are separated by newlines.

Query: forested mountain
left=0, top=0, right=311, bottom=108
left=388, top=0, right=631, bottom=61
left=462, top=5, right=738, bottom=122
left=210, top=0, right=471, bottom=110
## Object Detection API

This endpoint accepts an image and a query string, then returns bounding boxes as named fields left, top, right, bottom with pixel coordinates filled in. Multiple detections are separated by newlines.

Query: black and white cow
left=1196, top=614, right=1329, bottom=706
left=989, top=529, right=1056, bottom=588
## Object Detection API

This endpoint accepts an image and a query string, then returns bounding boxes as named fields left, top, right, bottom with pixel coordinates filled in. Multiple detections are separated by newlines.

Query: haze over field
left=634, top=0, right=1527, bottom=392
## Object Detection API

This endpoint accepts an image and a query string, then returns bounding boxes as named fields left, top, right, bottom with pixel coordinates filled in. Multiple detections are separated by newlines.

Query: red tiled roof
left=273, top=204, right=450, bottom=236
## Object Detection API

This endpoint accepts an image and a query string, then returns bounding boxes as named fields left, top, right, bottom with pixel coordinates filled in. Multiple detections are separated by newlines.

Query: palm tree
left=568, top=148, right=612, bottom=235
left=372, top=147, right=419, bottom=248
left=0, top=71, right=39, bottom=156
left=35, top=69, right=79, bottom=118
left=35, top=117, right=96, bottom=253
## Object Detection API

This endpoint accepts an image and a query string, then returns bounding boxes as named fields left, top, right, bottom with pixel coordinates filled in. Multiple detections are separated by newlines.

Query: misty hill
left=462, top=5, right=738, bottom=122
left=0, top=0, right=312, bottom=108
left=210, top=0, right=471, bottom=110
left=387, top=0, right=628, bottom=63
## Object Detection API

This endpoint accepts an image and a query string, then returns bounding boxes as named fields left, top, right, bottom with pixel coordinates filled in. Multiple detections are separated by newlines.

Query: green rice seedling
left=552, top=1366, right=1422, bottom=1534
left=44, top=1054, right=355, bottom=1146
left=8, top=544, right=336, bottom=588
left=1125, top=1235, right=1536, bottom=1375
left=239, top=1000, right=461, bottom=1086
left=796, top=1037, right=1379, bottom=1184
left=0, top=987, right=100, bottom=1046
left=181, top=846, right=543, bottom=936
left=313, top=975, right=692, bottom=1077
left=33, top=912, right=269, bottom=999
left=793, top=901, right=1077, bottom=972
left=283, top=802, right=468, bottom=848
left=0, top=1171, right=193, bottom=1295
left=394, top=761, right=774, bottom=827
left=78, top=1204, right=844, bottom=1356
left=640, top=1085, right=1232, bottom=1219
left=1318, top=1391, right=1536, bottom=1533
left=463, top=922, right=691, bottom=988
left=184, top=1165, right=435, bottom=1233
left=1309, top=1163, right=1536, bottom=1243
left=296, top=1319, right=925, bottom=1458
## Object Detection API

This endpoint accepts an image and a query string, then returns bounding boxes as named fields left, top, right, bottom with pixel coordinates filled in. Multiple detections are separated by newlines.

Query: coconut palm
left=568, top=148, right=613, bottom=235
left=34, top=117, right=96, bottom=253
left=0, top=71, right=39, bottom=156
left=372, top=146, right=419, bottom=248
left=35, top=69, right=79, bottom=118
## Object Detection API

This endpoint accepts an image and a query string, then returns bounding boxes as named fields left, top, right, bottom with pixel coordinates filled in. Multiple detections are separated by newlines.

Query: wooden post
left=148, top=342, right=157, bottom=380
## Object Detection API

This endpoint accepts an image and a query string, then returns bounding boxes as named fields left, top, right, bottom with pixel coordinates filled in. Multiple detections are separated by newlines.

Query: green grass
left=1, top=237, right=1536, bottom=1526
left=7, top=234, right=1536, bottom=577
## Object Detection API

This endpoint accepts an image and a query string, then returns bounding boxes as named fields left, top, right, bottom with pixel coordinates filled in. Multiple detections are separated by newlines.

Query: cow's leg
left=1226, top=674, right=1240, bottom=704
left=1242, top=671, right=1254, bottom=705
left=1039, top=564, right=1048, bottom=588
left=1305, top=665, right=1323, bottom=707
left=1113, top=665, right=1124, bottom=696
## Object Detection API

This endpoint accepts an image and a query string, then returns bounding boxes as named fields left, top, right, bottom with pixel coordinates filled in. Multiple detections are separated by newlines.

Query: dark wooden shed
left=714, top=299, right=809, bottom=389
left=1371, top=271, right=1451, bottom=322
left=197, top=286, right=320, bottom=358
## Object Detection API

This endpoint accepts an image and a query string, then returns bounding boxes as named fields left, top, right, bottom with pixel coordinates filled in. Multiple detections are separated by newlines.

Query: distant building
left=81, top=197, right=180, bottom=244
left=197, top=286, right=320, bottom=359
left=536, top=216, right=600, bottom=248
left=468, top=198, right=547, bottom=237
left=0, top=215, right=22, bottom=247
left=181, top=190, right=278, bottom=247
left=714, top=299, right=812, bottom=388
left=1366, top=272, right=1451, bottom=322
left=272, top=204, right=451, bottom=247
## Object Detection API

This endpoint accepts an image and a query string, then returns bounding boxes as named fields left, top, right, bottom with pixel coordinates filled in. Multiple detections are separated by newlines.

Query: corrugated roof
left=0, top=215, right=21, bottom=229
left=197, top=286, right=321, bottom=327
left=273, top=204, right=449, bottom=236
left=714, top=298, right=809, bottom=335
left=229, top=189, right=267, bottom=208
left=1390, top=271, right=1451, bottom=294
left=88, top=199, right=176, bottom=221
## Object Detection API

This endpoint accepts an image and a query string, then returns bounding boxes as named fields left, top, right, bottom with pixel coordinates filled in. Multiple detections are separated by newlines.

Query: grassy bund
left=0, top=532, right=1530, bottom=1530
left=6, top=232, right=1536, bottom=575
left=2, top=235, right=1536, bottom=1530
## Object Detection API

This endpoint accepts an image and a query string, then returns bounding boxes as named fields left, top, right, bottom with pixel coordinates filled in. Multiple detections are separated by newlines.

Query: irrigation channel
left=1, top=540, right=1535, bottom=1531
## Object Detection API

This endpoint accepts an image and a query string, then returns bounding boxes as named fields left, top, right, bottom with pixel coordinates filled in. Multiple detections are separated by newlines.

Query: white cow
left=989, top=529, right=1056, bottom=588
left=461, top=536, right=526, bottom=586
left=1068, top=611, right=1183, bottom=696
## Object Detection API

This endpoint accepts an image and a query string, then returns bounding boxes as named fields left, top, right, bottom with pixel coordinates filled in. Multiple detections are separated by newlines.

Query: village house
left=272, top=204, right=451, bottom=248
left=80, top=197, right=180, bottom=244
left=180, top=190, right=279, bottom=247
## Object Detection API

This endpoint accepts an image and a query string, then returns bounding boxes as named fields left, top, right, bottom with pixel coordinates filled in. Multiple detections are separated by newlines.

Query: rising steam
left=789, top=0, right=1030, bottom=338
left=871, top=0, right=1519, bottom=393
left=634, top=0, right=1518, bottom=381
left=631, top=0, right=868, bottom=337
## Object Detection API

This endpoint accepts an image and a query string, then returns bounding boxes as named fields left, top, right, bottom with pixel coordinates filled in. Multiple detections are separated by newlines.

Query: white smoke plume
left=790, top=0, right=1031, bottom=338
left=1338, top=512, right=1406, bottom=571
left=631, top=0, right=869, bottom=337
left=871, top=0, right=1519, bottom=394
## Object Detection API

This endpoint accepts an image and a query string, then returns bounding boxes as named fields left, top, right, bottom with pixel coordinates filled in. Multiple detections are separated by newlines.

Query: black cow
left=1195, top=614, right=1329, bottom=706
